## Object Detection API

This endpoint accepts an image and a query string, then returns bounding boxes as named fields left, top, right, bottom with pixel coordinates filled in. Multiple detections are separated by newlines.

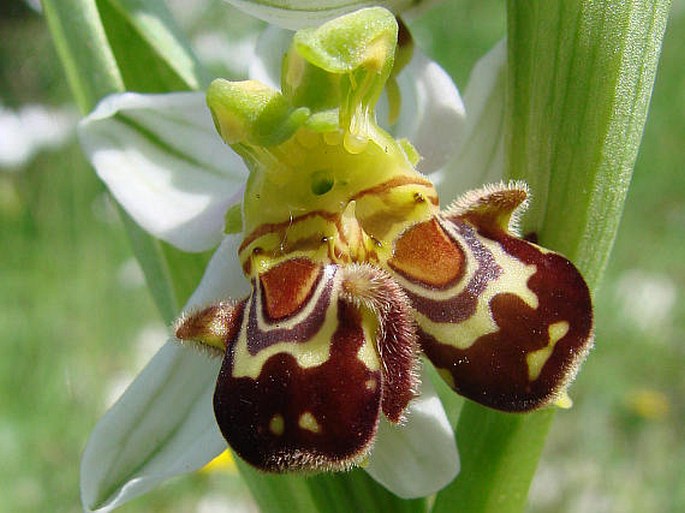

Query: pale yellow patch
left=416, top=299, right=498, bottom=351
left=270, top=414, right=285, bottom=436
left=365, top=378, right=378, bottom=392
left=298, top=412, right=321, bottom=433
left=232, top=325, right=334, bottom=379
left=484, top=237, right=539, bottom=310
left=356, top=341, right=380, bottom=371
left=356, top=310, right=380, bottom=371
left=526, top=321, right=570, bottom=381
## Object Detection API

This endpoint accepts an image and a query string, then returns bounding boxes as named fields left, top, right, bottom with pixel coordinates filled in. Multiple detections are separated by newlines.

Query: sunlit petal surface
left=436, top=40, right=506, bottom=202
left=390, top=47, right=466, bottom=176
left=79, top=92, right=246, bottom=252
left=366, top=372, right=459, bottom=498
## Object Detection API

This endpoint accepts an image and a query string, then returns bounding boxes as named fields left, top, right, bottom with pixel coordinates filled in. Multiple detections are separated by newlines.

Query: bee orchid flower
left=78, top=7, right=592, bottom=513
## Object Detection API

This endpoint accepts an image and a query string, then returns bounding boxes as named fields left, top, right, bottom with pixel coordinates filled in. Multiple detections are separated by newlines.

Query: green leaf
left=432, top=2, right=670, bottom=513
left=44, top=0, right=209, bottom=313
left=506, top=0, right=671, bottom=284
left=42, top=0, right=125, bottom=113
left=234, top=462, right=427, bottom=513
left=118, top=207, right=180, bottom=322
left=94, top=0, right=208, bottom=93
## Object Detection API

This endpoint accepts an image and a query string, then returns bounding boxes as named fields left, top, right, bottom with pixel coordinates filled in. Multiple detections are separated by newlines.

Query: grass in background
left=0, top=1, right=682, bottom=512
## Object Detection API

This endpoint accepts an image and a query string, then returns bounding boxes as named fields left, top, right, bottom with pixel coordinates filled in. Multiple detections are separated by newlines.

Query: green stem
left=432, top=2, right=670, bottom=513
left=235, top=460, right=320, bottom=513
left=506, top=0, right=671, bottom=283
left=432, top=408, right=554, bottom=513
left=307, top=469, right=427, bottom=513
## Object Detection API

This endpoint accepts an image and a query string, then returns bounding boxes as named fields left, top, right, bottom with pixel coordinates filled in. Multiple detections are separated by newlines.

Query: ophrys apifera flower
left=78, top=7, right=592, bottom=512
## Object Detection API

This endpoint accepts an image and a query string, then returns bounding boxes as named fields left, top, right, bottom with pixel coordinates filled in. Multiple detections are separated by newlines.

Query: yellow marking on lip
left=404, top=233, right=538, bottom=351
left=231, top=319, right=336, bottom=379
left=298, top=412, right=321, bottom=433
left=484, top=237, right=539, bottom=310
left=526, top=321, right=570, bottom=381
left=231, top=285, right=339, bottom=379
left=415, top=299, right=498, bottom=351
left=356, top=309, right=381, bottom=371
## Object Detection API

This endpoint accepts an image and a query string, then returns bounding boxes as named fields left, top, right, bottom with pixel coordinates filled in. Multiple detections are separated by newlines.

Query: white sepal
left=81, top=343, right=224, bottom=513
left=80, top=236, right=249, bottom=512
left=437, top=39, right=507, bottom=202
left=366, top=371, right=460, bottom=498
left=389, top=48, right=467, bottom=176
left=249, top=25, right=293, bottom=89
left=224, top=0, right=420, bottom=30
left=79, top=92, right=246, bottom=252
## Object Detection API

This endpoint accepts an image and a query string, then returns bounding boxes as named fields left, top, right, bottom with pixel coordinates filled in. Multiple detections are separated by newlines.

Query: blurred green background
left=0, top=0, right=683, bottom=512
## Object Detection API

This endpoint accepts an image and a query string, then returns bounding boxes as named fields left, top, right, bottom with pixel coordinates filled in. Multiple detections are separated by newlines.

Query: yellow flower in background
left=201, top=450, right=237, bottom=474
left=626, top=389, right=670, bottom=421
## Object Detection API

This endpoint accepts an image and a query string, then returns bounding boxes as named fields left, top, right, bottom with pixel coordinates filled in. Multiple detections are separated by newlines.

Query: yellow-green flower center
left=206, top=7, right=438, bottom=277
